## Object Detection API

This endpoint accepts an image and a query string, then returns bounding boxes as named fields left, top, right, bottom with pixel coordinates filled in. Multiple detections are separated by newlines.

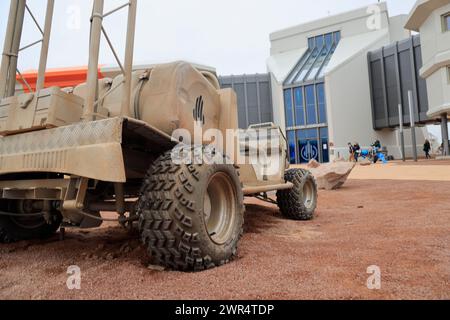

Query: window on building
left=334, top=31, right=341, bottom=43
left=283, top=30, right=339, bottom=164
left=316, top=83, right=327, bottom=123
left=285, top=31, right=341, bottom=86
left=324, top=33, right=333, bottom=50
left=284, top=89, right=294, bottom=127
left=320, top=127, right=329, bottom=163
left=294, top=87, right=305, bottom=126
left=297, top=129, right=320, bottom=163
left=315, top=35, right=324, bottom=49
left=442, top=13, right=450, bottom=31
left=305, top=85, right=317, bottom=125
left=287, top=131, right=297, bottom=164
left=297, top=47, right=319, bottom=81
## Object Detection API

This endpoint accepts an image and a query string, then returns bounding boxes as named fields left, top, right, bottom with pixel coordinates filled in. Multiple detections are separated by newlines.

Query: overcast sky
left=0, top=0, right=418, bottom=75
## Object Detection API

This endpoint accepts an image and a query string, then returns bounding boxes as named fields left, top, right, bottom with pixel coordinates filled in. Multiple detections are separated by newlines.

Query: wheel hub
left=203, top=172, right=236, bottom=245
left=302, top=180, right=315, bottom=210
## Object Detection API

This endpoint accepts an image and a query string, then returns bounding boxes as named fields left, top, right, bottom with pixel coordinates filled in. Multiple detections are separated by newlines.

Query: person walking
left=348, top=142, right=355, bottom=162
left=353, top=143, right=361, bottom=162
left=423, top=140, right=431, bottom=159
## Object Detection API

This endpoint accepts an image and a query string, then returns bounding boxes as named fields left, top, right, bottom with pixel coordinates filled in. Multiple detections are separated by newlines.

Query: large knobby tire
left=0, top=200, right=62, bottom=243
left=137, top=150, right=244, bottom=271
left=276, top=169, right=318, bottom=221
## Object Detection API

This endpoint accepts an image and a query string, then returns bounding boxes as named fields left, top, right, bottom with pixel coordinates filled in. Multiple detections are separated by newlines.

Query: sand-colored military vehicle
left=0, top=0, right=317, bottom=271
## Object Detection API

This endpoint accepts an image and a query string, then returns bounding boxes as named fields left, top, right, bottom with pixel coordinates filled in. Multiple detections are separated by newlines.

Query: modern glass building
left=283, top=32, right=341, bottom=163
left=267, top=2, right=429, bottom=163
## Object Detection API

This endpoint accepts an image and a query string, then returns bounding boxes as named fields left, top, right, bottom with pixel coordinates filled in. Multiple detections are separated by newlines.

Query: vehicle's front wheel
left=0, top=200, right=62, bottom=243
left=277, top=169, right=318, bottom=221
left=137, top=150, right=244, bottom=271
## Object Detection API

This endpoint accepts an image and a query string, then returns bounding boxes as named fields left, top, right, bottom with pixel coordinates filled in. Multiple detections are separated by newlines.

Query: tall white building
left=267, top=2, right=427, bottom=163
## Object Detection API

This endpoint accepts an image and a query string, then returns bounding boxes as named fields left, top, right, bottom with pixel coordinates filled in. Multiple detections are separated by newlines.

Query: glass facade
left=284, top=31, right=341, bottom=86
left=284, top=85, right=329, bottom=164
left=283, top=31, right=341, bottom=163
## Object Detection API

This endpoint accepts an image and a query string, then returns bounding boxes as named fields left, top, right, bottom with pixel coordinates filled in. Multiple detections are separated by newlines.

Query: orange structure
left=16, top=66, right=103, bottom=92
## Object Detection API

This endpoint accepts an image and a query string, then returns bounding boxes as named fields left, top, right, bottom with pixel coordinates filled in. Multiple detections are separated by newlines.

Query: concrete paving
left=349, top=159, right=450, bottom=182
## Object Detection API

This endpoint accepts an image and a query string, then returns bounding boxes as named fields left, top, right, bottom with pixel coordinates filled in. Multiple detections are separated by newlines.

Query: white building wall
left=267, top=2, right=423, bottom=162
left=416, top=2, right=450, bottom=117
left=270, top=73, right=286, bottom=133
left=324, top=33, right=390, bottom=158
left=270, top=3, right=391, bottom=55
left=418, top=3, right=450, bottom=65
left=389, top=15, right=411, bottom=42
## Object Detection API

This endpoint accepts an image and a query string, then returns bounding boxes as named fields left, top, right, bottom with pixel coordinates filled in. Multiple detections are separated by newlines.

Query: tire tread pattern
left=276, top=168, right=318, bottom=221
left=138, top=149, right=244, bottom=271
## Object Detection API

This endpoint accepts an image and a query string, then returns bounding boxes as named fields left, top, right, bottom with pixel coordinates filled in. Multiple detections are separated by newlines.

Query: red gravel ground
left=0, top=179, right=449, bottom=300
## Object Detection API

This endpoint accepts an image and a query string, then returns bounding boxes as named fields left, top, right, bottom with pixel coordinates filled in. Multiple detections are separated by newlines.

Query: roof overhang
left=405, top=0, right=450, bottom=31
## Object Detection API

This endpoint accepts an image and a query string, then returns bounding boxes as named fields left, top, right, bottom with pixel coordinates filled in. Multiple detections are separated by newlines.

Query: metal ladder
left=0, top=0, right=138, bottom=119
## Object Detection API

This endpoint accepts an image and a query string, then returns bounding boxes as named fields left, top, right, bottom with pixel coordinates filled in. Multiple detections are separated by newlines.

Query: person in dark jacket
left=423, top=140, right=431, bottom=159
left=353, top=143, right=361, bottom=162
left=348, top=142, right=355, bottom=162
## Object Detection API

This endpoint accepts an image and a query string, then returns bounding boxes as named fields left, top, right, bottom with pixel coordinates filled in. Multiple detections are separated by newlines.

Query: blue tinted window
left=305, top=128, right=318, bottom=139
left=297, top=47, right=318, bottom=81
left=297, top=131, right=308, bottom=164
left=297, top=129, right=307, bottom=140
left=297, top=130, right=319, bottom=163
left=324, top=33, right=333, bottom=50
left=284, top=89, right=294, bottom=127
left=286, top=30, right=341, bottom=86
left=305, top=85, right=317, bottom=125
left=287, top=131, right=296, bottom=164
left=320, top=128, right=329, bottom=163
left=315, top=35, right=324, bottom=49
left=445, top=15, right=450, bottom=31
left=319, top=127, right=328, bottom=139
left=316, top=83, right=327, bottom=123
left=294, top=87, right=305, bottom=126
left=307, top=45, right=329, bottom=81
left=334, top=31, right=341, bottom=43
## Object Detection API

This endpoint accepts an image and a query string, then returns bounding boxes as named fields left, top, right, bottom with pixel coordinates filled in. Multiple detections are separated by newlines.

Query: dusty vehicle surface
left=0, top=0, right=317, bottom=271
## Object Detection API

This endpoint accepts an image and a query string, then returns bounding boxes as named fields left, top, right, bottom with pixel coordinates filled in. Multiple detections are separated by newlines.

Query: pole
left=120, top=0, right=137, bottom=118
left=36, top=0, right=55, bottom=92
left=408, top=90, right=418, bottom=162
left=398, top=103, right=406, bottom=162
left=0, top=0, right=20, bottom=98
left=83, top=0, right=104, bottom=120
left=441, top=113, right=449, bottom=156
left=6, top=0, right=26, bottom=97
left=4, top=0, right=26, bottom=97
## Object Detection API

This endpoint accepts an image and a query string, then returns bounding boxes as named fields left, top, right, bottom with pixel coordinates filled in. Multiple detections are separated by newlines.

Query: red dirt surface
left=0, top=179, right=449, bottom=300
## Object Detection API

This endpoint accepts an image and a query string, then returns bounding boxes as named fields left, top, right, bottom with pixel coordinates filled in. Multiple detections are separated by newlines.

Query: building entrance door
left=299, top=140, right=319, bottom=163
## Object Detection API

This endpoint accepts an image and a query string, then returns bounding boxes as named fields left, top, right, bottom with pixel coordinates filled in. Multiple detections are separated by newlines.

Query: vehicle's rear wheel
left=137, top=149, right=244, bottom=271
left=0, top=200, right=62, bottom=243
left=277, top=169, right=318, bottom=221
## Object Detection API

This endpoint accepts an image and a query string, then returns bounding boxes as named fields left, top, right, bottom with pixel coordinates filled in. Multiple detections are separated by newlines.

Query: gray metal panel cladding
left=368, top=35, right=429, bottom=130
left=218, top=74, right=273, bottom=129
